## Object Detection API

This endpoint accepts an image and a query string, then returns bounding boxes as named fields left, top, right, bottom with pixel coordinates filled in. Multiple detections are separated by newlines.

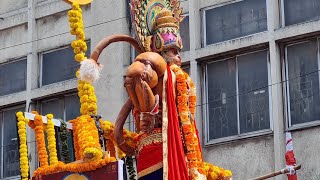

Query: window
left=285, top=39, right=320, bottom=127
left=205, top=50, right=270, bottom=142
left=40, top=93, right=80, bottom=162
left=283, top=0, right=320, bottom=26
left=0, top=59, right=27, bottom=96
left=181, top=63, right=190, bottom=75
left=41, top=41, right=90, bottom=86
left=180, top=15, right=190, bottom=52
left=0, top=105, right=25, bottom=179
left=204, top=0, right=267, bottom=45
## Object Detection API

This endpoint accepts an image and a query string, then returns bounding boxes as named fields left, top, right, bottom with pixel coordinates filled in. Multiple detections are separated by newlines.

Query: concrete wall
left=0, top=0, right=27, bottom=15
left=204, top=136, right=274, bottom=179
left=292, top=126, right=320, bottom=178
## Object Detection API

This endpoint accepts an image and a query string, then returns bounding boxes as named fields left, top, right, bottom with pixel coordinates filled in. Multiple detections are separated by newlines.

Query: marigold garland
left=68, top=2, right=97, bottom=116
left=76, top=115, right=102, bottom=161
left=46, top=114, right=58, bottom=165
left=16, top=112, right=29, bottom=180
left=69, top=119, right=81, bottom=160
left=170, top=65, right=232, bottom=179
left=203, top=162, right=232, bottom=180
left=30, top=111, right=49, bottom=167
left=100, top=120, right=139, bottom=150
left=33, top=157, right=117, bottom=177
left=171, top=64, right=204, bottom=178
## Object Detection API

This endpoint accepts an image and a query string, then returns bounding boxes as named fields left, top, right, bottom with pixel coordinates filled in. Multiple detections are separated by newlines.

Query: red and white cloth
left=285, top=132, right=297, bottom=180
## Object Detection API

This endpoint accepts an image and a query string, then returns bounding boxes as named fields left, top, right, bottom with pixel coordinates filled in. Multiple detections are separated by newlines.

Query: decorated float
left=15, top=0, right=232, bottom=179
left=14, top=0, right=302, bottom=179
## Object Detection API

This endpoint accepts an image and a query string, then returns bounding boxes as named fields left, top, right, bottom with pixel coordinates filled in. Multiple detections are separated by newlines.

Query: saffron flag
left=285, top=132, right=297, bottom=180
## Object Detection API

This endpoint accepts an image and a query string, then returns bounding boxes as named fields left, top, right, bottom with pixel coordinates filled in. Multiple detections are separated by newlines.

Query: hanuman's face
left=162, top=48, right=182, bottom=67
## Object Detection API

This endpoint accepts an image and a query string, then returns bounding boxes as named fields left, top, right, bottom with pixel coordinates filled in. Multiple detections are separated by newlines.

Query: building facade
left=0, top=0, right=320, bottom=179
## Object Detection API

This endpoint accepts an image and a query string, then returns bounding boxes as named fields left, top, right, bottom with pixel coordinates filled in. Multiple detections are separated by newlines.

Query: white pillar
left=267, top=0, right=286, bottom=179
left=27, top=0, right=38, bottom=175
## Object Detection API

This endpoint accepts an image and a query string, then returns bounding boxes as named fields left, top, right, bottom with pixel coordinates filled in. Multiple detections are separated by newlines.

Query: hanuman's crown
left=149, top=8, right=183, bottom=52
left=130, top=0, right=184, bottom=53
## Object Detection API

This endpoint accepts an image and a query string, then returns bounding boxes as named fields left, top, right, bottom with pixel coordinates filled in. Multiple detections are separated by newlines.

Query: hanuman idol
left=79, top=0, right=232, bottom=179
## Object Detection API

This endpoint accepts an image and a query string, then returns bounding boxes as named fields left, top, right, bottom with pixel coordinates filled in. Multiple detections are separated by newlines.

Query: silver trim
left=205, top=129, right=273, bottom=146
left=235, top=57, right=240, bottom=134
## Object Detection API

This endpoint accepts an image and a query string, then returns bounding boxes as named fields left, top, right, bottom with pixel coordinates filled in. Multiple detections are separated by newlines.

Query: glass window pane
left=207, top=58, right=238, bottom=140
left=284, top=0, right=320, bottom=26
left=41, top=99, right=64, bottom=119
left=42, top=41, right=90, bottom=86
left=3, top=106, right=25, bottom=178
left=181, top=65, right=190, bottom=75
left=65, top=94, right=80, bottom=121
left=287, top=40, right=320, bottom=125
left=180, top=15, right=190, bottom=52
left=0, top=59, right=27, bottom=96
left=42, top=47, right=79, bottom=86
left=238, top=50, right=270, bottom=133
left=205, top=0, right=267, bottom=45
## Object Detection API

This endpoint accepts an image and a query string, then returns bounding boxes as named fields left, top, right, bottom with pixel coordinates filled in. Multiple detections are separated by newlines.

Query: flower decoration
left=68, top=2, right=97, bottom=116
left=69, top=118, right=81, bottom=160
left=33, top=157, right=117, bottom=177
left=59, top=119, right=71, bottom=163
left=203, top=162, right=232, bottom=180
left=29, top=111, right=49, bottom=167
left=75, top=115, right=103, bottom=161
left=16, top=112, right=29, bottom=180
left=46, top=114, right=58, bottom=165
left=170, top=65, right=232, bottom=179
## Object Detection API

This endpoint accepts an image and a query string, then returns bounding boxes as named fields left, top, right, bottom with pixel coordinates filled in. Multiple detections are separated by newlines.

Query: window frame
left=280, top=0, right=320, bottom=28
left=283, top=38, right=320, bottom=131
left=180, top=13, right=190, bottom=52
left=39, top=40, right=90, bottom=87
left=0, top=57, right=27, bottom=97
left=0, top=104, right=25, bottom=180
left=203, top=49, right=273, bottom=146
left=39, top=45, right=77, bottom=87
left=201, top=0, right=268, bottom=47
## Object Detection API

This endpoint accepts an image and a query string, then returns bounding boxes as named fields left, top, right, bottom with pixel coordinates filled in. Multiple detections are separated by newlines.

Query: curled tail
left=79, top=34, right=144, bottom=83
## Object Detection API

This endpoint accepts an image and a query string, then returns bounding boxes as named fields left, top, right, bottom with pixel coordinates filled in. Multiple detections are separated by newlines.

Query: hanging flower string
left=59, top=120, right=71, bottom=163
left=68, top=2, right=97, bottom=116
left=170, top=65, right=232, bottom=179
left=33, top=157, right=116, bottom=177
left=46, top=114, right=58, bottom=165
left=16, top=112, right=29, bottom=180
left=73, top=115, right=103, bottom=161
left=69, top=118, right=81, bottom=160
left=204, top=162, right=232, bottom=180
left=29, top=111, right=49, bottom=167
left=100, top=120, right=139, bottom=150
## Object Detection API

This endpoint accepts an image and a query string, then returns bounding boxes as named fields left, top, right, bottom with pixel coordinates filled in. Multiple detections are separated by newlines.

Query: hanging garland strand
left=16, top=112, right=29, bottom=180
left=170, top=65, right=232, bottom=179
left=68, top=2, right=97, bottom=116
left=46, top=114, right=58, bottom=165
left=69, top=118, right=81, bottom=160
left=77, top=115, right=103, bottom=161
left=59, top=119, right=71, bottom=163
left=29, top=111, right=49, bottom=167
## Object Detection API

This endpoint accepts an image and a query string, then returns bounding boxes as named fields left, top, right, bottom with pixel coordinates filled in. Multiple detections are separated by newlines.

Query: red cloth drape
left=166, top=66, right=189, bottom=180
